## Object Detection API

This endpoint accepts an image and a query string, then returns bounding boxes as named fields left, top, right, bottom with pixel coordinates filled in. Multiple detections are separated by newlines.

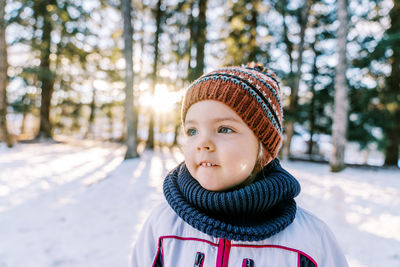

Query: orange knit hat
left=182, top=63, right=283, bottom=168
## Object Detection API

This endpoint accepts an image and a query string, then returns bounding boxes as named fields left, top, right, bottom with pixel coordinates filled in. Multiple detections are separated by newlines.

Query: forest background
left=0, top=0, right=399, bottom=169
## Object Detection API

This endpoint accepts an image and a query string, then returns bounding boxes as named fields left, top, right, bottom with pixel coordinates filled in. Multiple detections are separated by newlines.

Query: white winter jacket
left=131, top=201, right=348, bottom=267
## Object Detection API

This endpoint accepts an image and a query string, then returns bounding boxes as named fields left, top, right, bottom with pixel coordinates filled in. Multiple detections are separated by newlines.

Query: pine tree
left=147, top=0, right=164, bottom=149
left=225, top=0, right=262, bottom=65
left=168, top=0, right=196, bottom=145
left=382, top=0, right=400, bottom=166
left=276, top=0, right=312, bottom=159
left=351, top=0, right=400, bottom=166
left=192, top=0, right=208, bottom=80
left=0, top=0, right=13, bottom=147
left=330, top=0, right=349, bottom=172
left=10, top=93, right=37, bottom=136
left=84, top=86, right=96, bottom=139
left=9, top=0, right=92, bottom=139
left=122, top=0, right=139, bottom=158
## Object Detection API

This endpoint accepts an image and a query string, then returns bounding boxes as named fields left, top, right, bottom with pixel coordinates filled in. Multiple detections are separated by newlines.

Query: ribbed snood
left=163, top=159, right=301, bottom=241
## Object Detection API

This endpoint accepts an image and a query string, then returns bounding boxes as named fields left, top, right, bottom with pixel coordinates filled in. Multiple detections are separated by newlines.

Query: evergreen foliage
left=2, top=0, right=398, bottom=166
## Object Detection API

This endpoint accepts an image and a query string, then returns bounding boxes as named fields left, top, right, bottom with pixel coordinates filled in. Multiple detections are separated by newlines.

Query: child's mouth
left=199, top=162, right=217, bottom=167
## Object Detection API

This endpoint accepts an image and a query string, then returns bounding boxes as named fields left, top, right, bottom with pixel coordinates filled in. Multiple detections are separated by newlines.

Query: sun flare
left=139, top=83, right=182, bottom=114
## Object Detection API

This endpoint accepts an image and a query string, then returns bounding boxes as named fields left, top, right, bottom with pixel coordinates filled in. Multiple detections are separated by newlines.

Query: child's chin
left=202, top=185, right=223, bottom=192
left=197, top=180, right=219, bottom=191
left=198, top=180, right=230, bottom=192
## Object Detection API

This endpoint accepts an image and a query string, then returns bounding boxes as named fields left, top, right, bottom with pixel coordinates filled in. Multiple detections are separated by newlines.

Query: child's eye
left=218, top=126, right=234, bottom=134
left=186, top=128, right=198, bottom=136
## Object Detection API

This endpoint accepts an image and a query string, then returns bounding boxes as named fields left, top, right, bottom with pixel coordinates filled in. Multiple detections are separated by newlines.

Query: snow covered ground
left=0, top=140, right=399, bottom=267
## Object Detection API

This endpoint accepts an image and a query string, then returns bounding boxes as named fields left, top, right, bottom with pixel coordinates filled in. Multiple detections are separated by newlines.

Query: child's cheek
left=182, top=142, right=195, bottom=169
left=182, top=141, right=190, bottom=160
left=234, top=160, right=254, bottom=178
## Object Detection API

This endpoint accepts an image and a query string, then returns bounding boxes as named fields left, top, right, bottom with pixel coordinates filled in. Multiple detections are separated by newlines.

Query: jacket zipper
left=194, top=252, right=205, bottom=267
left=242, top=258, right=254, bottom=267
left=216, top=238, right=231, bottom=267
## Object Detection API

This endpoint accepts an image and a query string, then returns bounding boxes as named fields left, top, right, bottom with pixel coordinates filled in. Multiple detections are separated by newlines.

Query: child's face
left=183, top=100, right=259, bottom=191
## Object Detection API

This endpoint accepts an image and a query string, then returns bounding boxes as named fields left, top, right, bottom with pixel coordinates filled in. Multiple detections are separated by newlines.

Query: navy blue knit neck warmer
left=163, top=159, right=301, bottom=241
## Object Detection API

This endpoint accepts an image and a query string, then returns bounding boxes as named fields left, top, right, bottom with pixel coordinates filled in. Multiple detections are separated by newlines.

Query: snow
left=0, top=140, right=399, bottom=267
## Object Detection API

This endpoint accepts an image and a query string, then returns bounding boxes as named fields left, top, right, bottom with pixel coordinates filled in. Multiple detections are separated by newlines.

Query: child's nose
left=197, top=136, right=215, bottom=151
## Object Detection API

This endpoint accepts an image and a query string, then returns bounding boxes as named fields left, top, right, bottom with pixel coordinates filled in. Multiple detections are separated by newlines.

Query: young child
left=131, top=63, right=348, bottom=267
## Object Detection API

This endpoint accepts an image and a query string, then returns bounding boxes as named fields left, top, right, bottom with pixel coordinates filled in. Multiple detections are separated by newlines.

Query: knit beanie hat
left=181, top=63, right=283, bottom=171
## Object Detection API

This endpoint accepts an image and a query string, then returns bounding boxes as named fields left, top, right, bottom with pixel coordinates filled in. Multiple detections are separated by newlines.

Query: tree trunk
left=384, top=110, right=400, bottom=166
left=138, top=2, right=145, bottom=80
left=147, top=0, right=163, bottom=149
left=0, top=0, right=13, bottom=147
left=192, top=0, right=207, bottom=79
left=280, top=0, right=294, bottom=72
left=122, top=0, right=139, bottom=158
left=147, top=111, right=155, bottom=148
left=281, top=0, right=311, bottom=159
left=383, top=0, right=400, bottom=167
left=330, top=0, right=349, bottom=172
left=247, top=1, right=259, bottom=62
left=172, top=96, right=182, bottom=147
left=308, top=42, right=318, bottom=155
left=37, top=10, right=55, bottom=139
left=108, top=106, right=113, bottom=140
left=85, top=86, right=96, bottom=139
left=21, top=112, right=27, bottom=135
left=172, top=118, right=180, bottom=146
left=279, top=0, right=293, bottom=159
left=187, top=0, right=196, bottom=82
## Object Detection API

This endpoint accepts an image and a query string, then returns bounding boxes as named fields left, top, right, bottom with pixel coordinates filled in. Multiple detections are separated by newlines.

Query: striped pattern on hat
left=182, top=63, right=283, bottom=160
